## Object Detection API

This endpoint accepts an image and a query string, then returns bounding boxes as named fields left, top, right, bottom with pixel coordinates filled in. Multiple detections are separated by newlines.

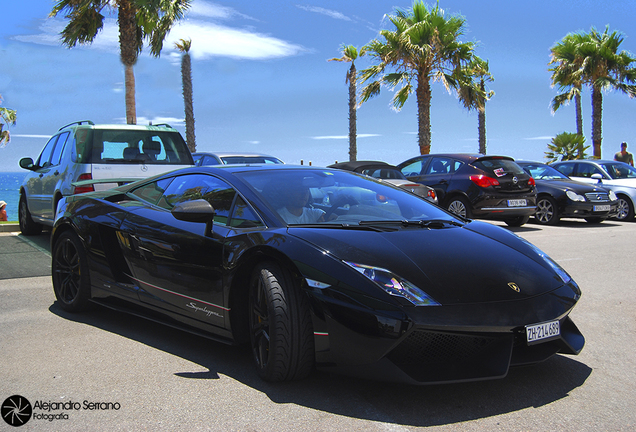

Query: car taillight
left=528, top=177, right=536, bottom=186
left=470, top=175, right=499, bottom=188
left=73, top=173, right=94, bottom=194
left=427, top=189, right=436, bottom=200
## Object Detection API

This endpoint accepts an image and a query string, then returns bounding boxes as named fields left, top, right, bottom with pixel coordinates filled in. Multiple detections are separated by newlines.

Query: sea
left=0, top=172, right=27, bottom=222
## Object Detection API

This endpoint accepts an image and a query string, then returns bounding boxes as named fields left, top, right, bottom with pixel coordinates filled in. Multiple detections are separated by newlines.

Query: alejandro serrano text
left=33, top=400, right=121, bottom=411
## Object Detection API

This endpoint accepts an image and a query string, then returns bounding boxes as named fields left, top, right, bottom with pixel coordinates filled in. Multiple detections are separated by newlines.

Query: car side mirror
left=19, top=157, right=36, bottom=171
left=171, top=199, right=216, bottom=235
left=591, top=173, right=603, bottom=183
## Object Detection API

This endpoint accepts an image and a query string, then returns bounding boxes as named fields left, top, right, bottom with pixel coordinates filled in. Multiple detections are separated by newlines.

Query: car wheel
left=446, top=196, right=472, bottom=218
left=615, top=196, right=635, bottom=221
left=504, top=216, right=530, bottom=227
left=248, top=262, right=314, bottom=382
left=585, top=217, right=605, bottom=224
left=52, top=231, right=92, bottom=312
left=18, top=194, right=42, bottom=236
left=535, top=196, right=559, bottom=225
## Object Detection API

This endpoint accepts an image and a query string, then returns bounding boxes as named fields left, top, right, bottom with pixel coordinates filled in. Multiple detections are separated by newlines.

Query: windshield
left=520, top=163, right=568, bottom=180
left=235, top=168, right=457, bottom=225
left=600, top=162, right=636, bottom=179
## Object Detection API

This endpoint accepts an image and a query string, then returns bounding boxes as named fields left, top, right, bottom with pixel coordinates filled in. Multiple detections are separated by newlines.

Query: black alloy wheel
left=52, top=231, right=92, bottom=312
left=535, top=196, right=559, bottom=225
left=18, top=195, right=42, bottom=236
left=248, top=262, right=314, bottom=382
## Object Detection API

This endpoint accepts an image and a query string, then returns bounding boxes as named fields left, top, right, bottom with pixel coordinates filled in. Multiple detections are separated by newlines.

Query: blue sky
left=1, top=0, right=635, bottom=172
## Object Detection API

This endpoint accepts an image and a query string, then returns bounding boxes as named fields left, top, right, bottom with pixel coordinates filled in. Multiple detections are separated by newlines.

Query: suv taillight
left=470, top=175, right=499, bottom=188
left=73, top=173, right=94, bottom=194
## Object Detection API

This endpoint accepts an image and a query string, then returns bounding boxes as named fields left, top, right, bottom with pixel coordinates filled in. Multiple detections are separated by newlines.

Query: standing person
left=614, top=142, right=634, bottom=166
left=0, top=201, right=7, bottom=222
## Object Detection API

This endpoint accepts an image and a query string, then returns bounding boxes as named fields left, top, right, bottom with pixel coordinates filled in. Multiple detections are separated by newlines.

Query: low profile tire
left=504, top=215, right=530, bottom=227
left=249, top=262, right=314, bottom=382
left=535, top=196, right=559, bottom=225
left=446, top=196, right=472, bottom=219
left=615, top=196, right=635, bottom=221
left=52, top=231, right=92, bottom=312
left=18, top=195, right=42, bottom=236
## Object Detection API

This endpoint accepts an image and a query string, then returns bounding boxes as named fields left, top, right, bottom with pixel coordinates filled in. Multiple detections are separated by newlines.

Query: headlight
left=608, top=190, right=618, bottom=201
left=566, top=190, right=586, bottom=202
left=344, top=261, right=440, bottom=306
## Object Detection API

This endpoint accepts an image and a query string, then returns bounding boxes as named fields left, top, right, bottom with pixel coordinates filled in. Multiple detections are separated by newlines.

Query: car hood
left=288, top=221, right=566, bottom=305
left=538, top=178, right=607, bottom=193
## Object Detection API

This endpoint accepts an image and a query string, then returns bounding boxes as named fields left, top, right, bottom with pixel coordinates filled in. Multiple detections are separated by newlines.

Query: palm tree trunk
left=182, top=52, right=196, bottom=152
left=348, top=63, right=357, bottom=161
left=416, top=69, right=432, bottom=155
left=119, top=0, right=138, bottom=125
left=478, top=80, right=486, bottom=154
left=591, top=87, right=603, bottom=158
left=575, top=91, right=583, bottom=137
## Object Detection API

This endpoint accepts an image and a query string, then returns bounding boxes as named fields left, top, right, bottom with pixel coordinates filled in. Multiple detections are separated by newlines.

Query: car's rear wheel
left=446, top=196, right=472, bottom=219
left=52, top=231, right=92, bottom=312
left=535, top=196, right=559, bottom=225
left=504, top=215, right=530, bottom=227
left=18, top=195, right=42, bottom=236
left=615, top=196, right=634, bottom=221
left=248, top=262, right=314, bottom=382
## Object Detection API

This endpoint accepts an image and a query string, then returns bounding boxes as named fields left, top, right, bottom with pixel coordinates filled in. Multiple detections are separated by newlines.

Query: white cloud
left=296, top=5, right=351, bottom=21
left=13, top=6, right=303, bottom=61
left=311, top=134, right=380, bottom=140
left=525, top=136, right=554, bottom=141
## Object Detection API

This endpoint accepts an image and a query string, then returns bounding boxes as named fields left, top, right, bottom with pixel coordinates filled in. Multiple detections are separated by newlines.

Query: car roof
left=328, top=160, right=395, bottom=170
left=402, top=153, right=515, bottom=163
left=59, top=121, right=178, bottom=132
left=193, top=151, right=278, bottom=158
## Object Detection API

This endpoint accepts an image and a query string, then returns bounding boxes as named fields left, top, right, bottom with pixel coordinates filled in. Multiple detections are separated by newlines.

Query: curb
left=0, top=224, right=21, bottom=233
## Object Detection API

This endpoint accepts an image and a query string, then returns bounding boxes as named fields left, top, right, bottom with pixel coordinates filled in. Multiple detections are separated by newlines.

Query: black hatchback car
left=398, top=154, right=537, bottom=226
left=516, top=161, right=618, bottom=225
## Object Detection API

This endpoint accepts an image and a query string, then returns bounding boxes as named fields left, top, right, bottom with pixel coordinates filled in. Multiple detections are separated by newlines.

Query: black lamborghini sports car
left=51, top=165, right=584, bottom=384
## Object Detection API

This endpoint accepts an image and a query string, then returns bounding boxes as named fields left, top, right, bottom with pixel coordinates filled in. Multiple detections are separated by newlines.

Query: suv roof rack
left=59, top=120, right=95, bottom=131
left=151, top=123, right=173, bottom=128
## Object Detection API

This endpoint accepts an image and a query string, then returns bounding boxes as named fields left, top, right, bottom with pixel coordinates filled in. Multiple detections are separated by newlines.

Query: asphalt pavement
left=1, top=220, right=635, bottom=431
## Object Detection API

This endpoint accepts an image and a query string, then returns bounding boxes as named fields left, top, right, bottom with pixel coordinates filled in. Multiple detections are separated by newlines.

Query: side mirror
left=171, top=199, right=216, bottom=223
left=19, top=157, right=36, bottom=171
left=591, top=173, right=603, bottom=183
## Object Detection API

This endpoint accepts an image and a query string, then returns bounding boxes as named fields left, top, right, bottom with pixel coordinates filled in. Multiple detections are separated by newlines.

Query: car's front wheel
left=615, top=195, right=635, bottom=221
left=535, top=196, right=559, bottom=225
left=248, top=262, right=314, bottom=382
left=18, top=195, right=42, bottom=236
left=52, top=231, right=92, bottom=312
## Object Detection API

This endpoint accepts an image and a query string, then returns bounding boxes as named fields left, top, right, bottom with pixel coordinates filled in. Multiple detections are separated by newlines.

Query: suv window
left=50, top=132, right=70, bottom=166
left=37, top=135, right=58, bottom=168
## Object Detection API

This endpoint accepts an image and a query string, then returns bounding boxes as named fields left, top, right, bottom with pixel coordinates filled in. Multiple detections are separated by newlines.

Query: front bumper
left=561, top=201, right=619, bottom=219
left=308, top=282, right=584, bottom=384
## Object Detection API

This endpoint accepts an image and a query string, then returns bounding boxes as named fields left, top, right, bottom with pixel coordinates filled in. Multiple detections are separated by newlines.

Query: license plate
left=526, top=320, right=560, bottom=344
left=593, top=205, right=610, bottom=212
left=508, top=199, right=527, bottom=207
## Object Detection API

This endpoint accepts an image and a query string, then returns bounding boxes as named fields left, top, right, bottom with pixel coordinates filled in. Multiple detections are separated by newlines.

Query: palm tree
left=549, top=32, right=587, bottom=137
left=0, top=95, right=17, bottom=147
left=51, top=0, right=191, bottom=125
left=456, top=57, right=494, bottom=154
left=545, top=132, right=590, bottom=163
left=175, top=38, right=195, bottom=152
left=329, top=45, right=360, bottom=161
left=360, top=1, right=475, bottom=155
left=574, top=27, right=636, bottom=158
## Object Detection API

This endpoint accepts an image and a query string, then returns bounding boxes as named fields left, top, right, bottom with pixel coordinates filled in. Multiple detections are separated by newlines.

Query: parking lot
left=1, top=219, right=635, bottom=431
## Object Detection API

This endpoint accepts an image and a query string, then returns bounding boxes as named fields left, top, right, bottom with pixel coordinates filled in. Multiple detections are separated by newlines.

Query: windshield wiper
left=358, top=219, right=463, bottom=228
left=287, top=223, right=385, bottom=232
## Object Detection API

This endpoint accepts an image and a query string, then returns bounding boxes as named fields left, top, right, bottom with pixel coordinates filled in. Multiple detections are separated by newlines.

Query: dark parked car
left=398, top=154, right=537, bottom=226
left=552, top=159, right=636, bottom=221
left=516, top=161, right=618, bottom=225
left=328, top=160, right=438, bottom=204
left=193, top=152, right=284, bottom=166
left=51, top=165, right=584, bottom=384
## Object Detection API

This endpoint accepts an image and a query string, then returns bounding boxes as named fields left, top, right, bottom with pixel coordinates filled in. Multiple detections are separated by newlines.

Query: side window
left=576, top=163, right=602, bottom=178
left=230, top=196, right=264, bottom=228
left=130, top=177, right=175, bottom=205
left=159, top=174, right=236, bottom=226
left=554, top=164, right=574, bottom=176
left=426, top=157, right=454, bottom=175
left=400, top=159, right=425, bottom=177
left=50, top=132, right=70, bottom=166
left=36, top=135, right=59, bottom=168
